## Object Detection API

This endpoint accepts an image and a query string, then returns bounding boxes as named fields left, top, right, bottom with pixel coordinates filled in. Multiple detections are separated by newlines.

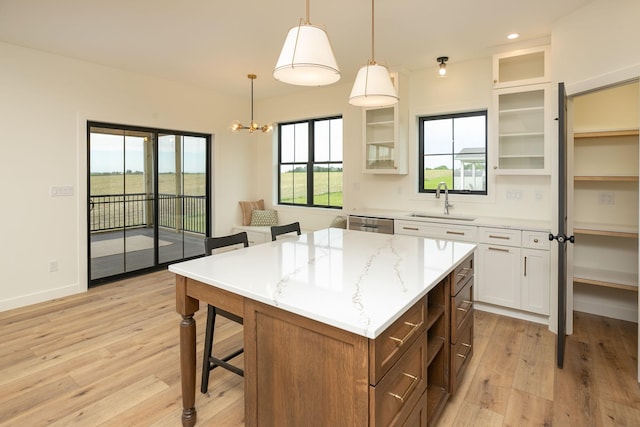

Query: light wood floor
left=1, top=269, right=638, bottom=426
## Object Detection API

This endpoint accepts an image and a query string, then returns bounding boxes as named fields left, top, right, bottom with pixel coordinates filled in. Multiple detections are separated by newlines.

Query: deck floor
left=90, top=227, right=204, bottom=281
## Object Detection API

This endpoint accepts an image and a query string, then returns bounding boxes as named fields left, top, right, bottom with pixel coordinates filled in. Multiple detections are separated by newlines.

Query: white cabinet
left=476, top=227, right=550, bottom=315
left=493, top=83, right=551, bottom=174
left=492, top=46, right=549, bottom=89
left=394, top=220, right=551, bottom=318
left=521, top=248, right=550, bottom=314
left=477, top=243, right=521, bottom=308
left=363, top=105, right=407, bottom=174
left=394, top=220, right=476, bottom=242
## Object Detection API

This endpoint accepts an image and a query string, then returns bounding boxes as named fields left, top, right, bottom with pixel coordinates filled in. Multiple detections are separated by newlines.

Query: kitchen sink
left=407, top=213, right=476, bottom=222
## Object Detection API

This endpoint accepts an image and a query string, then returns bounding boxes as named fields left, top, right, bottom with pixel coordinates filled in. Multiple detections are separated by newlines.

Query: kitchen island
left=171, top=228, right=476, bottom=426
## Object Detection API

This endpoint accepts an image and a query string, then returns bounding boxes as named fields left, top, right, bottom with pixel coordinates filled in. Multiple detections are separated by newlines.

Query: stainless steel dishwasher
left=348, top=215, right=394, bottom=234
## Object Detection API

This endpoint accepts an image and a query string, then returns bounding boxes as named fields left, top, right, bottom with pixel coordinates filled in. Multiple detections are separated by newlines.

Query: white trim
left=474, top=301, right=549, bottom=325
left=0, top=283, right=84, bottom=312
left=565, top=63, right=640, bottom=96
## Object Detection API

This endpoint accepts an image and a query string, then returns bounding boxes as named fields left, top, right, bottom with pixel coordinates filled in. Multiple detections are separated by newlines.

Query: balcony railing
left=89, top=193, right=206, bottom=234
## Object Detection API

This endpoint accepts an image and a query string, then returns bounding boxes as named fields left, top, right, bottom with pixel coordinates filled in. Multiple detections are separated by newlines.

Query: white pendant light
left=349, top=0, right=398, bottom=107
left=273, top=0, right=340, bottom=86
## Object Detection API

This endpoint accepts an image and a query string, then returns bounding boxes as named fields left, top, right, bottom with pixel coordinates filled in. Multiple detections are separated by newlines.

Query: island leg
left=176, top=275, right=200, bottom=427
left=181, top=313, right=197, bottom=427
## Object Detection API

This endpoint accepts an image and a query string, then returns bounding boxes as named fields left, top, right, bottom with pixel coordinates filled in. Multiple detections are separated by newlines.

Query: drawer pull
left=456, top=352, right=467, bottom=359
left=446, top=231, right=465, bottom=236
left=457, top=300, right=473, bottom=312
left=533, top=238, right=539, bottom=243
left=387, top=373, right=419, bottom=403
left=488, top=246, right=510, bottom=253
left=461, top=343, right=472, bottom=348
left=488, top=234, right=510, bottom=240
left=389, top=321, right=421, bottom=346
left=402, top=226, right=419, bottom=231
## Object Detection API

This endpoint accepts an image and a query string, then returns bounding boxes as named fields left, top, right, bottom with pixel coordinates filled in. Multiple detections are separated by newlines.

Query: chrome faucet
left=435, top=182, right=452, bottom=215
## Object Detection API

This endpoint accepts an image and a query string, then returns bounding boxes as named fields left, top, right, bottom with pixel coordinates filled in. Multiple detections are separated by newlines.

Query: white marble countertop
left=169, top=228, right=476, bottom=339
left=348, top=208, right=552, bottom=232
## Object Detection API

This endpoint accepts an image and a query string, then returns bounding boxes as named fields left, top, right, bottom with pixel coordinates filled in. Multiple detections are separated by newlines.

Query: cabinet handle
left=402, top=226, right=419, bottom=231
left=446, top=231, right=465, bottom=236
left=488, top=234, right=510, bottom=240
left=457, top=300, right=473, bottom=312
left=533, top=238, right=539, bottom=243
left=524, top=256, right=527, bottom=277
left=388, top=373, right=419, bottom=403
left=389, top=321, right=422, bottom=346
left=457, top=342, right=472, bottom=359
left=488, top=246, right=510, bottom=252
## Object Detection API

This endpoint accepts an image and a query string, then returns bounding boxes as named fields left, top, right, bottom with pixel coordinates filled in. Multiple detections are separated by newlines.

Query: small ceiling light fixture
left=231, top=74, right=272, bottom=133
left=507, top=33, right=519, bottom=40
left=273, top=0, right=340, bottom=86
left=349, top=0, right=398, bottom=107
left=437, top=56, right=449, bottom=76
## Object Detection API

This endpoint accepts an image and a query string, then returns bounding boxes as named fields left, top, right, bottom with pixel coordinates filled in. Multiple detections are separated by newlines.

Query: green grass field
left=279, top=171, right=343, bottom=207
left=90, top=173, right=206, bottom=196
left=423, top=169, right=452, bottom=190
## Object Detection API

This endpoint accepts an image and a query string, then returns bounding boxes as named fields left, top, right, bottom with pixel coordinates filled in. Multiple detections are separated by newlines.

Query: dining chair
left=270, top=222, right=301, bottom=241
left=201, top=232, right=248, bottom=394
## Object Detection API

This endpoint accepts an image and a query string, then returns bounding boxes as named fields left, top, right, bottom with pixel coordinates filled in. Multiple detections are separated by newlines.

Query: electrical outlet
left=49, top=260, right=58, bottom=272
left=598, top=191, right=615, bottom=205
left=506, top=190, right=522, bottom=200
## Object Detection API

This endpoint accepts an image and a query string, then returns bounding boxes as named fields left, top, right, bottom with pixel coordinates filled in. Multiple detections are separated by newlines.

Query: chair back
left=204, top=232, right=249, bottom=255
left=271, top=222, right=301, bottom=241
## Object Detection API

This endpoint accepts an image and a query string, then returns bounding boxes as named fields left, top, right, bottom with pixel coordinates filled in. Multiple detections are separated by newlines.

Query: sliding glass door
left=88, top=122, right=210, bottom=285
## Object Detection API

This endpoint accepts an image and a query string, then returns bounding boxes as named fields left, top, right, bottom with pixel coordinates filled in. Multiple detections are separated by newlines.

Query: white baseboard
left=0, top=283, right=85, bottom=312
left=573, top=298, right=638, bottom=323
left=474, top=301, right=550, bottom=327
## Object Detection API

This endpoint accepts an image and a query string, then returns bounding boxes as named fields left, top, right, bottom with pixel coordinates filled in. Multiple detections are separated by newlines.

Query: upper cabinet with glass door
left=493, top=84, right=551, bottom=174
left=492, top=46, right=550, bottom=89
left=492, top=45, right=551, bottom=175
left=362, top=73, right=408, bottom=174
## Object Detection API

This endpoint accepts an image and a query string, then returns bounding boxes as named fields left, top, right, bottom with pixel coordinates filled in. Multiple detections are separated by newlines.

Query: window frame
left=418, top=110, right=488, bottom=196
left=277, top=115, right=343, bottom=209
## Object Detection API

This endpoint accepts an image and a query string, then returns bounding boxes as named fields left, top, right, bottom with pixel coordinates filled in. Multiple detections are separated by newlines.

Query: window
left=278, top=116, right=343, bottom=208
left=418, top=110, right=487, bottom=195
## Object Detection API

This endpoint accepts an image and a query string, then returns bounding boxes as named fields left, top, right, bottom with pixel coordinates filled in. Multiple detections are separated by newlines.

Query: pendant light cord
left=370, top=0, right=375, bottom=63
left=305, top=0, right=310, bottom=24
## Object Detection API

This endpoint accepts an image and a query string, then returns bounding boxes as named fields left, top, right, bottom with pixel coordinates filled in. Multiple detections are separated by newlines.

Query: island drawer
left=369, top=296, right=427, bottom=384
left=369, top=331, right=428, bottom=427
left=451, top=282, right=473, bottom=343
left=452, top=255, right=474, bottom=295
left=450, top=314, right=473, bottom=394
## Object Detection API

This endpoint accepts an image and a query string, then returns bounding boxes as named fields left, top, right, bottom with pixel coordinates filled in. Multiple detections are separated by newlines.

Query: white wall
left=552, top=0, right=640, bottom=95
left=0, top=41, right=254, bottom=310
left=258, top=56, right=554, bottom=229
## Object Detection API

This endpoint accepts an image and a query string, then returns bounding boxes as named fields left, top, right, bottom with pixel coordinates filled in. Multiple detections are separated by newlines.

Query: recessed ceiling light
left=507, top=33, right=519, bottom=40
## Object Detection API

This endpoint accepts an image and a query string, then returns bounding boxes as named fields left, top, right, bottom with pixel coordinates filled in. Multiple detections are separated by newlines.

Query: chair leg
left=201, top=304, right=216, bottom=394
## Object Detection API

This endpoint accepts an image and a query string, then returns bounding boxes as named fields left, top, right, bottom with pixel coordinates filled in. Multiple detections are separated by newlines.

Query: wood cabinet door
left=243, top=300, right=369, bottom=427
left=476, top=243, right=521, bottom=309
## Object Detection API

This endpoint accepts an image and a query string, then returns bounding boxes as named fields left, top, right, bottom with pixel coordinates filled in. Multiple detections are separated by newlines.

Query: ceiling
left=0, top=0, right=593, bottom=100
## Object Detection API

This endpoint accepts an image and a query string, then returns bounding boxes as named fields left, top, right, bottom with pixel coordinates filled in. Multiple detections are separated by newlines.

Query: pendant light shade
left=348, top=0, right=398, bottom=107
left=274, top=23, right=340, bottom=86
left=349, top=62, right=398, bottom=107
left=273, top=1, right=340, bottom=86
